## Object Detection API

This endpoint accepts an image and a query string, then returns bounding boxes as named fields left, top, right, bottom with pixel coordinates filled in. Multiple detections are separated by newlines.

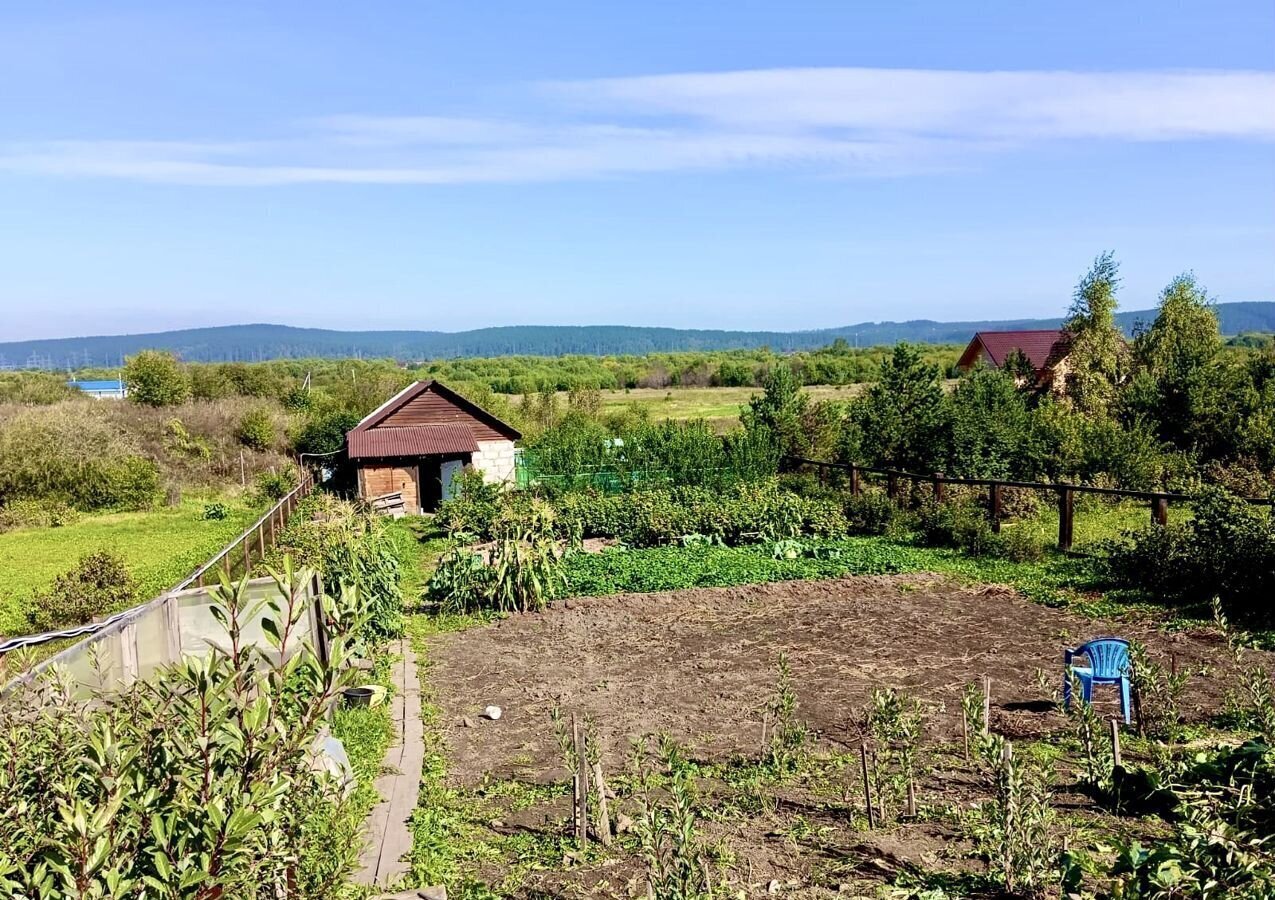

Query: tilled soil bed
left=421, top=574, right=1255, bottom=897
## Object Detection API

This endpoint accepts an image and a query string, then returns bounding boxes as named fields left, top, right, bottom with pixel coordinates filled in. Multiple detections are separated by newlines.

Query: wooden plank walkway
left=357, top=634, right=424, bottom=888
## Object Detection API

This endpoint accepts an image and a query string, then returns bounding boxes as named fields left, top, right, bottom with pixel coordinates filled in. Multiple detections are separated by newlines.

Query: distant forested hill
left=3, top=302, right=1272, bottom=368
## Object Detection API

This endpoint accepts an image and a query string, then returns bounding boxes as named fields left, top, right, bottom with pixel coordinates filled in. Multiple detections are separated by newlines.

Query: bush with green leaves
left=1128, top=640, right=1190, bottom=741
left=970, top=738, right=1057, bottom=898
left=842, top=490, right=897, bottom=535
left=994, top=524, right=1045, bottom=562
left=1103, top=485, right=1275, bottom=624
left=549, top=478, right=848, bottom=548
left=630, top=735, right=712, bottom=900
left=762, top=653, right=808, bottom=774
left=202, top=500, right=231, bottom=520
left=917, top=498, right=998, bottom=556
left=25, top=550, right=136, bottom=633
left=1110, top=740, right=1274, bottom=899
left=236, top=405, right=277, bottom=451
left=0, top=498, right=81, bottom=532
left=0, top=563, right=372, bottom=899
left=123, top=348, right=191, bottom=407
left=292, top=409, right=361, bottom=456
left=865, top=686, right=926, bottom=822
left=253, top=467, right=299, bottom=502
left=436, top=468, right=503, bottom=538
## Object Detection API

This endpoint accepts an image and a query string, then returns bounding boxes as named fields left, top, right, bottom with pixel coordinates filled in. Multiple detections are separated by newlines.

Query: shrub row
left=552, top=479, right=847, bottom=547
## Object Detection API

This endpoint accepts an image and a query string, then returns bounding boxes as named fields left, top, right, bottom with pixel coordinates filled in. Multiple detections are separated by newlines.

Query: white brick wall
left=472, top=439, right=517, bottom=486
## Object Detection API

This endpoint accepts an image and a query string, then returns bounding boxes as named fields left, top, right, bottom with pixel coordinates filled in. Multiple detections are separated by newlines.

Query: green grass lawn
left=0, top=499, right=263, bottom=636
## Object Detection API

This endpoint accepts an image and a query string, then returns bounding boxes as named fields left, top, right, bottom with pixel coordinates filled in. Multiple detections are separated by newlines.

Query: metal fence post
left=1152, top=497, right=1169, bottom=527
left=887, top=473, right=899, bottom=504
left=989, top=483, right=1003, bottom=533
left=932, top=472, right=946, bottom=505
left=849, top=464, right=861, bottom=497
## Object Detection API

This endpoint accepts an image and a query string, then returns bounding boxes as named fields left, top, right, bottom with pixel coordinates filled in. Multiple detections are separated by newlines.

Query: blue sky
left=1, top=1, right=1273, bottom=341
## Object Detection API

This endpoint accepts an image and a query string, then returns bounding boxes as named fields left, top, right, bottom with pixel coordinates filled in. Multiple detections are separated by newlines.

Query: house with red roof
left=347, top=381, right=521, bottom=514
left=956, top=329, right=1072, bottom=388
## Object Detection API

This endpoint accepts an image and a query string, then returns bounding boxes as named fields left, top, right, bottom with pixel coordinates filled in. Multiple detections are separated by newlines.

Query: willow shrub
left=0, top=406, right=160, bottom=512
left=0, top=562, right=373, bottom=899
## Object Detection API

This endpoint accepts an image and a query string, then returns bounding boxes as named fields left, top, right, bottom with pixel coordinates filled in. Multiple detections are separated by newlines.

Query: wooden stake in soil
left=571, top=714, right=588, bottom=846
left=982, top=676, right=992, bottom=735
left=962, top=707, right=970, bottom=762
left=906, top=777, right=917, bottom=818
left=591, top=761, right=612, bottom=846
left=1109, top=718, right=1122, bottom=769
left=859, top=743, right=876, bottom=829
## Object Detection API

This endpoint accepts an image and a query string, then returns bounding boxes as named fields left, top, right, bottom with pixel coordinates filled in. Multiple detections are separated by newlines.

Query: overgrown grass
left=0, top=497, right=261, bottom=634
left=384, top=516, right=452, bottom=609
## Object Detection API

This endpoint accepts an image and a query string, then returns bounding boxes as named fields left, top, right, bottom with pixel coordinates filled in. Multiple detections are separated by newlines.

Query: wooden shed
left=347, top=381, right=520, bottom=514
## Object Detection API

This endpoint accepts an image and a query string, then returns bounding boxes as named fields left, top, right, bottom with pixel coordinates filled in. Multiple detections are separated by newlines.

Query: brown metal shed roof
left=347, top=424, right=479, bottom=459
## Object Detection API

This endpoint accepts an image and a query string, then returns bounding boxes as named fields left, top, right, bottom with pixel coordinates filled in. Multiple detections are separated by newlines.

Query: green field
left=572, top=384, right=868, bottom=429
left=0, top=499, right=262, bottom=636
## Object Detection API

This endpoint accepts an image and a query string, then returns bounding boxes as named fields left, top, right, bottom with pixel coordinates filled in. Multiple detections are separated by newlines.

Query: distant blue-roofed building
left=68, top=378, right=128, bottom=400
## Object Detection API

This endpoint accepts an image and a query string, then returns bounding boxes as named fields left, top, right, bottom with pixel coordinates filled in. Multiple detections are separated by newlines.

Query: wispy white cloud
left=547, top=68, right=1275, bottom=141
left=1, top=68, right=1271, bottom=186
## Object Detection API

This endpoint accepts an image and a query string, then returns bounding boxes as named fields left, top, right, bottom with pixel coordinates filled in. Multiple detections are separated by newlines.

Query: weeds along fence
left=0, top=469, right=318, bottom=686
left=784, top=456, right=1274, bottom=552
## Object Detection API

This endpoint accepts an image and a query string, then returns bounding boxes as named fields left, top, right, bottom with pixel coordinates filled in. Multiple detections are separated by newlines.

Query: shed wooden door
left=391, top=464, right=421, bottom=513
left=362, top=463, right=421, bottom=513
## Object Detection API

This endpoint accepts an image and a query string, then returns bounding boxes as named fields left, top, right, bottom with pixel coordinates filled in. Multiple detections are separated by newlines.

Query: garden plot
left=418, top=574, right=1256, bottom=897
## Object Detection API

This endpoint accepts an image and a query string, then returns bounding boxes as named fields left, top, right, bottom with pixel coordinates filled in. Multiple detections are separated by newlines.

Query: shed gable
left=378, top=389, right=508, bottom=441
left=352, top=380, right=521, bottom=445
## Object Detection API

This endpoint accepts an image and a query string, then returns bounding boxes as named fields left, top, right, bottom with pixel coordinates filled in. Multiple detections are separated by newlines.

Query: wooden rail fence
left=785, top=456, right=1273, bottom=552
left=177, top=469, right=315, bottom=590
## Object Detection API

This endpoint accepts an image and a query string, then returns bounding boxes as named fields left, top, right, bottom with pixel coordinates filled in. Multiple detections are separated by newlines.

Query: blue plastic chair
left=1063, top=637, right=1132, bottom=724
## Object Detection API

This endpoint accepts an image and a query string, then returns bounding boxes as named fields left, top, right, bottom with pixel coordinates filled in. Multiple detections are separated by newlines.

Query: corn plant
left=425, top=545, right=492, bottom=614
left=865, top=686, right=926, bottom=820
left=971, top=740, right=1056, bottom=898
left=762, top=652, right=808, bottom=775
left=489, top=522, right=567, bottom=614
left=629, top=736, right=711, bottom=900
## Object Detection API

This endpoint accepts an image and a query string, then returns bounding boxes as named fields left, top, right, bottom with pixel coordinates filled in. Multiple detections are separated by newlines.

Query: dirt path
left=426, top=574, right=1239, bottom=783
